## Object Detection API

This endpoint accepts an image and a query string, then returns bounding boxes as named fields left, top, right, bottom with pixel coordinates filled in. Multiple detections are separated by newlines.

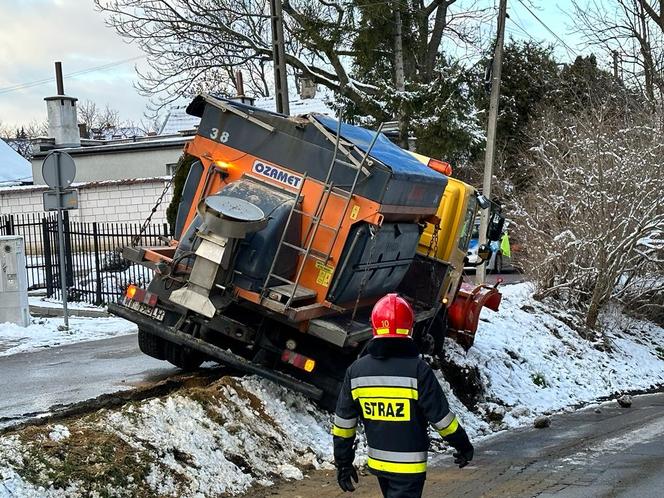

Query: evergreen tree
left=473, top=40, right=559, bottom=162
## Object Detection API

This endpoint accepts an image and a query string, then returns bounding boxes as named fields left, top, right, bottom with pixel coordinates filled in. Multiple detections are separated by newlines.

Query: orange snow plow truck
left=108, top=94, right=503, bottom=405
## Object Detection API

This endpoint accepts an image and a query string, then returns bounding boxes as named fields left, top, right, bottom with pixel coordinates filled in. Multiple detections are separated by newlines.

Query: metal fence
left=0, top=213, right=170, bottom=305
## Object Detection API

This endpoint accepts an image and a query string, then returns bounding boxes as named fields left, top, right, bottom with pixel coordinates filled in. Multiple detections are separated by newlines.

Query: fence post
left=92, top=222, right=103, bottom=305
left=42, top=216, right=54, bottom=297
left=63, top=211, right=74, bottom=288
left=5, top=214, right=15, bottom=235
left=163, top=222, right=169, bottom=237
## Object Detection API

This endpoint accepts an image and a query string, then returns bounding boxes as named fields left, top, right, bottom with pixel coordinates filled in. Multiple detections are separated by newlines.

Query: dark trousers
left=377, top=476, right=426, bottom=498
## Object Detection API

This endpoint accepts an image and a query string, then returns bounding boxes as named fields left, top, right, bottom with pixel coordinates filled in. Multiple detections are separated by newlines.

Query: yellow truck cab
left=410, top=151, right=501, bottom=349
left=418, top=177, right=477, bottom=304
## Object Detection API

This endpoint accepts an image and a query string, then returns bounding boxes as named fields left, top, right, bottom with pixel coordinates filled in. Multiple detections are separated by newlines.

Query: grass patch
left=13, top=423, right=157, bottom=497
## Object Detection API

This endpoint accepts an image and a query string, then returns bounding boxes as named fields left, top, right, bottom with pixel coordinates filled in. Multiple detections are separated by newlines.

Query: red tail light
left=125, top=285, right=158, bottom=307
left=281, top=349, right=316, bottom=372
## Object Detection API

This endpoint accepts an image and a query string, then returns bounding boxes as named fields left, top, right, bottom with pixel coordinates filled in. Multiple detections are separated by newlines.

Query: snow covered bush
left=516, top=104, right=664, bottom=329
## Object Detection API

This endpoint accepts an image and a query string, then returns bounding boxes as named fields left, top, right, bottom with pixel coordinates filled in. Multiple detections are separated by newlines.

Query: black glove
left=453, top=447, right=474, bottom=468
left=336, top=464, right=359, bottom=492
left=444, top=425, right=474, bottom=468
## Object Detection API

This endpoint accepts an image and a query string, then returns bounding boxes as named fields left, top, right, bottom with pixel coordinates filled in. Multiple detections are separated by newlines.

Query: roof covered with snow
left=0, top=138, right=32, bottom=184
left=159, top=92, right=335, bottom=136
left=159, top=106, right=202, bottom=135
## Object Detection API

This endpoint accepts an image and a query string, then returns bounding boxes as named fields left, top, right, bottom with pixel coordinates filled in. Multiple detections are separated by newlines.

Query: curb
left=29, top=305, right=109, bottom=319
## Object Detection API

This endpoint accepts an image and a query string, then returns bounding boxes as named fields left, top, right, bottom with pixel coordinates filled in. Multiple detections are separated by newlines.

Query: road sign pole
left=56, top=200, right=69, bottom=330
left=56, top=152, right=69, bottom=330
left=42, top=150, right=77, bottom=330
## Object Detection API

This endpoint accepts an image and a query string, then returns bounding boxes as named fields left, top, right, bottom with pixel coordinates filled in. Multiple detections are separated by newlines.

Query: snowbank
left=0, top=315, right=137, bottom=357
left=449, top=283, right=664, bottom=428
left=0, top=378, right=334, bottom=497
left=0, top=283, right=663, bottom=496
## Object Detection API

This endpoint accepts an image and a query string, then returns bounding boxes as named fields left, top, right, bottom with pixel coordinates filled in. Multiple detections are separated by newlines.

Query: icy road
left=0, top=334, right=178, bottom=428
left=261, top=391, right=664, bottom=498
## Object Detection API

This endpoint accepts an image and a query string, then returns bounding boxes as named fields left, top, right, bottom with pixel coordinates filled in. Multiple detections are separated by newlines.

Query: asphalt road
left=260, top=392, right=664, bottom=498
left=0, top=334, right=178, bottom=428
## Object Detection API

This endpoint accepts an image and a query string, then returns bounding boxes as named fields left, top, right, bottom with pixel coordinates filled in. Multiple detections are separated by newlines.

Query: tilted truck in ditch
left=108, top=94, right=503, bottom=405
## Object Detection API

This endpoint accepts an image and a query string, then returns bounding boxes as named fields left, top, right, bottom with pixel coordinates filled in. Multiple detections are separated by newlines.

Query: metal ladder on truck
left=260, top=119, right=384, bottom=311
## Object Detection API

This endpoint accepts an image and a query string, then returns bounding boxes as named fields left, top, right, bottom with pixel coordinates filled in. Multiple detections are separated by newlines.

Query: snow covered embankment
left=446, top=282, right=664, bottom=430
left=0, top=378, right=332, bottom=497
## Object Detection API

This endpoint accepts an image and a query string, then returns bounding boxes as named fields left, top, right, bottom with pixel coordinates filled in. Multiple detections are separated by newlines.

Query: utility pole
left=613, top=50, right=620, bottom=80
left=477, top=0, right=507, bottom=285
left=270, top=0, right=290, bottom=115
left=393, top=2, right=408, bottom=149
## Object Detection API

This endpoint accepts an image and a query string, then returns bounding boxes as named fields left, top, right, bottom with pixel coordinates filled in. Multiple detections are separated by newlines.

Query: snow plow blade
left=108, top=303, right=324, bottom=401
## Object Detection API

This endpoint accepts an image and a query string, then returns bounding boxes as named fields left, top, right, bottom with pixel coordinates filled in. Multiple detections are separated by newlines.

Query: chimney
left=230, top=70, right=255, bottom=106
left=44, top=61, right=81, bottom=148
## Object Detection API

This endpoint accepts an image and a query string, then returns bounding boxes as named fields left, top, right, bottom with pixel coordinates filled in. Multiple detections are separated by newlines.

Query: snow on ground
left=0, top=283, right=663, bottom=496
left=27, top=295, right=104, bottom=311
left=447, top=283, right=664, bottom=429
left=0, top=315, right=136, bottom=357
left=0, top=377, right=334, bottom=497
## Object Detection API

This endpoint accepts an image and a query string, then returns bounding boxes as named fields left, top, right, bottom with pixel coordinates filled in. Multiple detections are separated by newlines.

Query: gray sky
left=0, top=0, right=592, bottom=130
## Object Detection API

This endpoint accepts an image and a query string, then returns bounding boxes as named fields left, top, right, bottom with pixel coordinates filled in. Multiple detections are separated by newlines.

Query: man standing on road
left=332, top=293, right=474, bottom=497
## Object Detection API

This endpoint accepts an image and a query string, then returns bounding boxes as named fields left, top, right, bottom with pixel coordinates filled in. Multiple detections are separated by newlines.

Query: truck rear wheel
left=164, top=342, right=205, bottom=371
left=138, top=328, right=166, bottom=360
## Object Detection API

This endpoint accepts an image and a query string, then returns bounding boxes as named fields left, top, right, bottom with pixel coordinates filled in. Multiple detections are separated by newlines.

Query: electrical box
left=0, top=236, right=30, bottom=327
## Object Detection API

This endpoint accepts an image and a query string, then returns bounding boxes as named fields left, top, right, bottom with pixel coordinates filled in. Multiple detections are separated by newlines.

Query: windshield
left=458, top=197, right=478, bottom=251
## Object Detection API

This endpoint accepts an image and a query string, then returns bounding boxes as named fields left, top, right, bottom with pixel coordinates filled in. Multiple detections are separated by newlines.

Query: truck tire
left=138, top=328, right=166, bottom=360
left=164, top=342, right=204, bottom=371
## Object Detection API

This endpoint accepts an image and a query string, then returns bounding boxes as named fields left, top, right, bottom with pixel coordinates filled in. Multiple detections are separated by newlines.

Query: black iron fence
left=0, top=213, right=170, bottom=305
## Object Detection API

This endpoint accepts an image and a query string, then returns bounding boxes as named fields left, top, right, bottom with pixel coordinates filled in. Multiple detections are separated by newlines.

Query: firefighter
left=332, top=293, right=474, bottom=497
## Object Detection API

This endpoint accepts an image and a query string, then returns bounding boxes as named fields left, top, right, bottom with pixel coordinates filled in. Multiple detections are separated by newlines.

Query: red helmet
left=371, top=293, right=414, bottom=339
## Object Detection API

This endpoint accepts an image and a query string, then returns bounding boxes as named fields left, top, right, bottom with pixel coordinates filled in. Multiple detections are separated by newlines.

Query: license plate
left=122, top=297, right=165, bottom=321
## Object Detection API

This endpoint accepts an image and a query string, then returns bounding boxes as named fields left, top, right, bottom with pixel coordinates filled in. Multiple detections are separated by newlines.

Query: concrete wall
left=31, top=142, right=187, bottom=185
left=0, top=177, right=172, bottom=225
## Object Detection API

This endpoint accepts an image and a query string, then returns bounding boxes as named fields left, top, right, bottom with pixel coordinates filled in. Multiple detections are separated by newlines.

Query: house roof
left=0, top=138, right=32, bottom=184
left=159, top=106, right=201, bottom=135
left=31, top=135, right=192, bottom=159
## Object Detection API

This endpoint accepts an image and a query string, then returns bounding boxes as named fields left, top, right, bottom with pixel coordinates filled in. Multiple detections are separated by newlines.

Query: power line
left=515, top=0, right=578, bottom=58
left=0, top=55, right=146, bottom=96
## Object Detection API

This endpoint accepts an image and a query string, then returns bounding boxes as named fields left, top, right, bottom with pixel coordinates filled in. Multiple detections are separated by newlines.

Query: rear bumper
left=108, top=302, right=323, bottom=400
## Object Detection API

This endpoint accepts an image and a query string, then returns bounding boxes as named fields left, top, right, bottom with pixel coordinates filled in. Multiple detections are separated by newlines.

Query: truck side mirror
left=476, top=193, right=490, bottom=210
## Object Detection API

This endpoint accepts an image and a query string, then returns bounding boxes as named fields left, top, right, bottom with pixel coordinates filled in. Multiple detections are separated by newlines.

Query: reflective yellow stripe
left=351, top=386, right=419, bottom=400
left=332, top=425, right=356, bottom=438
left=367, top=457, right=427, bottom=474
left=438, top=416, right=459, bottom=437
left=375, top=328, right=390, bottom=335
left=395, top=328, right=410, bottom=335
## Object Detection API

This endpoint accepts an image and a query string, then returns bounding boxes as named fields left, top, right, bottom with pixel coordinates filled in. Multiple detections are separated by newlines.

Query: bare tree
left=78, top=100, right=123, bottom=138
left=94, top=0, right=489, bottom=121
left=517, top=102, right=664, bottom=330
left=0, top=120, right=48, bottom=159
left=572, top=0, right=664, bottom=102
